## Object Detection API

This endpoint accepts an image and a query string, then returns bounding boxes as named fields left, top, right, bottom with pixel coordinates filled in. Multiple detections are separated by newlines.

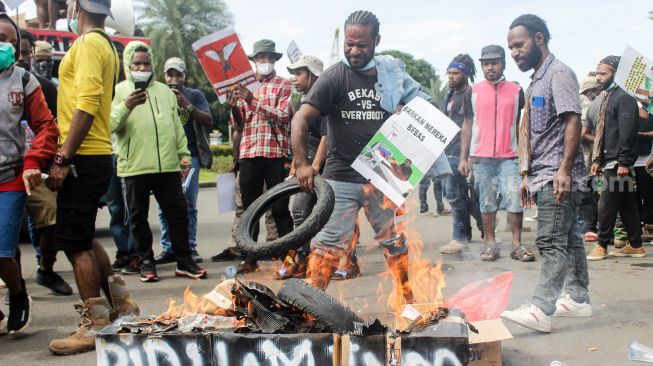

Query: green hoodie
left=110, top=41, right=190, bottom=177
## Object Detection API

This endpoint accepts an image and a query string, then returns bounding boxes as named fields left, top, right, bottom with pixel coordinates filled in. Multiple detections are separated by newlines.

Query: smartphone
left=168, top=83, right=179, bottom=90
left=134, top=81, right=147, bottom=92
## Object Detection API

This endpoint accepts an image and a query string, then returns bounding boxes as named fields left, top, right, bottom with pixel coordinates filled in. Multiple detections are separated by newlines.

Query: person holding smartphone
left=110, top=41, right=207, bottom=283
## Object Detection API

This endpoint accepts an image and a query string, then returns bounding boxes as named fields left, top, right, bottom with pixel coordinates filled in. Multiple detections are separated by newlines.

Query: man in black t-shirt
left=439, top=54, right=484, bottom=255
left=291, top=11, right=418, bottom=303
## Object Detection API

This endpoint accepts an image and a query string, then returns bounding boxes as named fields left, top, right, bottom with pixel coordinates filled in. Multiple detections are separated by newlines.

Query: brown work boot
left=49, top=297, right=112, bottom=355
left=385, top=252, right=415, bottom=304
left=306, top=246, right=341, bottom=290
left=107, top=275, right=139, bottom=320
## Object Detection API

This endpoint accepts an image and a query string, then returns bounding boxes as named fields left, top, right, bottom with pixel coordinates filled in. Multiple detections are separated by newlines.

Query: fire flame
left=373, top=194, right=447, bottom=328
left=157, top=286, right=233, bottom=321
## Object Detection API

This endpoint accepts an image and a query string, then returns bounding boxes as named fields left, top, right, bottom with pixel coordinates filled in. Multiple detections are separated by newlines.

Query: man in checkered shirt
left=226, top=39, right=294, bottom=274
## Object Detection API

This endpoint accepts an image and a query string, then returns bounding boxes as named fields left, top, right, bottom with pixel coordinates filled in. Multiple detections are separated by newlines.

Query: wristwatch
left=54, top=152, right=73, bottom=166
left=186, top=104, right=194, bottom=113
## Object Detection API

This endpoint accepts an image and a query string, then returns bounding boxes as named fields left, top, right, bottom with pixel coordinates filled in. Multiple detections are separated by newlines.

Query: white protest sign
left=216, top=173, right=236, bottom=214
left=615, top=46, right=653, bottom=111
left=287, top=40, right=302, bottom=64
left=351, top=97, right=460, bottom=206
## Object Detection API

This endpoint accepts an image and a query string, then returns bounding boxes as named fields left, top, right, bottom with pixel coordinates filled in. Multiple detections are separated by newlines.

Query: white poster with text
left=351, top=97, right=460, bottom=206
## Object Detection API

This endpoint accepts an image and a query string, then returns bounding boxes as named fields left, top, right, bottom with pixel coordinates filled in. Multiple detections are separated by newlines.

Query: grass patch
left=199, top=155, right=233, bottom=184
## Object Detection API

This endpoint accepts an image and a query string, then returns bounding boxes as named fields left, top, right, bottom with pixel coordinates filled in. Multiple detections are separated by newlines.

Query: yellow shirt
left=57, top=29, right=118, bottom=155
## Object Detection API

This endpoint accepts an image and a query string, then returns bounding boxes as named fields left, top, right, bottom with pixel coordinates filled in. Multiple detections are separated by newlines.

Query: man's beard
left=346, top=48, right=374, bottom=70
left=598, top=76, right=614, bottom=91
left=517, top=45, right=542, bottom=72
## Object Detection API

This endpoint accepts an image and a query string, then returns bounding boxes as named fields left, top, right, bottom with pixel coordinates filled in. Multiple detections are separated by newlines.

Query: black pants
left=581, top=179, right=599, bottom=233
left=123, top=172, right=191, bottom=262
left=597, top=169, right=642, bottom=248
left=635, top=167, right=653, bottom=225
left=239, top=157, right=293, bottom=246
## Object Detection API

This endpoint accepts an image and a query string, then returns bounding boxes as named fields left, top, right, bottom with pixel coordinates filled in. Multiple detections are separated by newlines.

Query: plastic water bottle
left=225, top=266, right=237, bottom=279
left=630, top=341, right=653, bottom=363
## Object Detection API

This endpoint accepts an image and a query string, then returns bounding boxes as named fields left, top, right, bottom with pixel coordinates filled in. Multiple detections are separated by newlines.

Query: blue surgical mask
left=68, top=7, right=79, bottom=35
left=342, top=56, right=375, bottom=70
left=0, top=42, right=16, bottom=71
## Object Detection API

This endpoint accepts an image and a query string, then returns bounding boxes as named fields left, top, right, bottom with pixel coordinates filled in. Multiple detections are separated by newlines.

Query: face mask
left=342, top=56, right=375, bottom=71
left=0, top=42, right=16, bottom=71
left=31, top=60, right=53, bottom=79
left=68, top=6, right=79, bottom=35
left=132, top=70, right=153, bottom=90
left=256, top=62, right=274, bottom=76
left=132, top=70, right=152, bottom=82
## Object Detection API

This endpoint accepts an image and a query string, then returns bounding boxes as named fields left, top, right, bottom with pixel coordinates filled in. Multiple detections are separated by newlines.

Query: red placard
left=192, top=28, right=258, bottom=103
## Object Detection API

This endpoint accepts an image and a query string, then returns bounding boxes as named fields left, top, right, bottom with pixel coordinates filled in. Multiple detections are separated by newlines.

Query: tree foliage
left=137, top=0, right=233, bottom=134
left=376, top=49, right=448, bottom=105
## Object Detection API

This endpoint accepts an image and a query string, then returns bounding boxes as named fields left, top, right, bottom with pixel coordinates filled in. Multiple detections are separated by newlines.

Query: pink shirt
left=469, top=79, right=523, bottom=158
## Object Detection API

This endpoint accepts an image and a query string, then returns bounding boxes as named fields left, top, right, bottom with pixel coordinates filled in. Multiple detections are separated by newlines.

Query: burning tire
left=277, top=278, right=363, bottom=333
left=235, top=176, right=335, bottom=259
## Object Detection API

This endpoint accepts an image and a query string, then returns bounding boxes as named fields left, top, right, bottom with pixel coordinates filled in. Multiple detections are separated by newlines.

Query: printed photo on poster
left=192, top=27, right=259, bottom=103
left=352, top=97, right=460, bottom=206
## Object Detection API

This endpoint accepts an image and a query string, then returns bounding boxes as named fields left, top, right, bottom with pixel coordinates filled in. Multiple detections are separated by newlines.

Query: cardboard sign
left=216, top=173, right=237, bottom=214
left=351, top=97, right=460, bottom=206
left=615, top=46, right=653, bottom=112
left=192, top=28, right=259, bottom=103
left=287, top=40, right=302, bottom=63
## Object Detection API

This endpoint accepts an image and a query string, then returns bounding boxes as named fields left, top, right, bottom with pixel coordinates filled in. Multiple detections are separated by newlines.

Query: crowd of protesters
left=1, top=1, right=653, bottom=356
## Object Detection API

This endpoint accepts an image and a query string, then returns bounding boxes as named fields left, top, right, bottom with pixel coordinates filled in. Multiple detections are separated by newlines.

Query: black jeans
left=580, top=179, right=599, bottom=233
left=597, top=169, right=642, bottom=248
left=239, top=158, right=293, bottom=244
left=635, top=167, right=653, bottom=226
left=123, top=172, right=191, bottom=262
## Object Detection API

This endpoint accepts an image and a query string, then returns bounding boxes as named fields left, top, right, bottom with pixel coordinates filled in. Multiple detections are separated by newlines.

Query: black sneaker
left=140, top=259, right=159, bottom=282
left=190, top=248, right=203, bottom=263
left=36, top=269, right=73, bottom=296
left=175, top=257, right=207, bottom=279
left=121, top=257, right=140, bottom=275
left=111, top=256, right=129, bottom=270
left=0, top=310, right=6, bottom=332
left=8, top=291, right=31, bottom=334
left=154, top=251, right=176, bottom=265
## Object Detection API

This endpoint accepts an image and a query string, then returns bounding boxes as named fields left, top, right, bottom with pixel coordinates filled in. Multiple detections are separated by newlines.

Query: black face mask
left=32, top=60, right=53, bottom=80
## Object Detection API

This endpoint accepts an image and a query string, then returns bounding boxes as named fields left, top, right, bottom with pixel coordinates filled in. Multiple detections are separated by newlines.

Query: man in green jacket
left=111, top=41, right=207, bottom=282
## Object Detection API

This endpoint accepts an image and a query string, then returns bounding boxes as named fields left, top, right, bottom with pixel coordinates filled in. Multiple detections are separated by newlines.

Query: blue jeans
left=444, top=156, right=483, bottom=241
left=312, top=180, right=407, bottom=256
left=473, top=158, right=523, bottom=214
left=532, top=183, right=589, bottom=315
left=106, top=155, right=135, bottom=258
left=0, top=192, right=26, bottom=257
left=159, top=156, right=200, bottom=252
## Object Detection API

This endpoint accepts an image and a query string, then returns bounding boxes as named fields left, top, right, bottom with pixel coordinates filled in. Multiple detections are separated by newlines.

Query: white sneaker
left=501, top=304, right=552, bottom=333
left=554, top=294, right=592, bottom=317
left=440, top=240, right=467, bottom=254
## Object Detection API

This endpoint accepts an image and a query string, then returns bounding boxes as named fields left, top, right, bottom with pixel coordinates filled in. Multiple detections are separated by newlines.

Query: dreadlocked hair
left=345, top=10, right=380, bottom=37
left=452, top=53, right=477, bottom=83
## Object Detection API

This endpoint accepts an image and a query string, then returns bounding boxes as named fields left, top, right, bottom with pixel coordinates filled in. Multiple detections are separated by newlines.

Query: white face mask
left=132, top=71, right=152, bottom=82
left=256, top=62, right=274, bottom=76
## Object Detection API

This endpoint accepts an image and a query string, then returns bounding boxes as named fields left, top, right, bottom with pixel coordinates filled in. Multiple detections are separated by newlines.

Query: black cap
left=479, top=45, right=505, bottom=61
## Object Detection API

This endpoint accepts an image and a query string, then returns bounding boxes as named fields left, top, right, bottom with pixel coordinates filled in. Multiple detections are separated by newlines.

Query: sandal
left=510, top=245, right=536, bottom=262
left=480, top=246, right=500, bottom=261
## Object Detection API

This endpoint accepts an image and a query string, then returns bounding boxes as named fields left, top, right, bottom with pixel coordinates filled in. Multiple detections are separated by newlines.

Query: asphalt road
left=0, top=187, right=652, bottom=366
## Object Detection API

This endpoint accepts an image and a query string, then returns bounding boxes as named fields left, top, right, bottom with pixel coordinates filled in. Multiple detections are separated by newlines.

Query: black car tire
left=277, top=278, right=364, bottom=333
left=235, top=176, right=334, bottom=259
